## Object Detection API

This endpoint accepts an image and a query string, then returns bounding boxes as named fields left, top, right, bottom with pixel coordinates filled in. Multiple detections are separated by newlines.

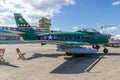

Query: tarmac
left=0, top=43, right=120, bottom=80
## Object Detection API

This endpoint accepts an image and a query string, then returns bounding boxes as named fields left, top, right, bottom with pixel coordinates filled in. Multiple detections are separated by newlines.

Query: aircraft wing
left=59, top=41, right=89, bottom=45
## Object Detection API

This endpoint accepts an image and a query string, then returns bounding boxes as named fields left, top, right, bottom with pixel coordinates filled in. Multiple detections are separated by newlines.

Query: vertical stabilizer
left=14, top=13, right=38, bottom=40
left=14, top=13, right=33, bottom=31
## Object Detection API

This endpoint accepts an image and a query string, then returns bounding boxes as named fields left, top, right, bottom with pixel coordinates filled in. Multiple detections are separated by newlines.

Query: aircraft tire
left=103, top=48, right=108, bottom=54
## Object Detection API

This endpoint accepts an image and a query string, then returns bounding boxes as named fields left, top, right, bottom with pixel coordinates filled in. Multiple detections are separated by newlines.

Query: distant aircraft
left=14, top=13, right=109, bottom=55
left=106, top=34, right=120, bottom=47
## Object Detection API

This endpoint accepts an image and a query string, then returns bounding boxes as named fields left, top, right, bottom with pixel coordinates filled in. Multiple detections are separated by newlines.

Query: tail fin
left=14, top=13, right=38, bottom=40
left=14, top=13, right=33, bottom=31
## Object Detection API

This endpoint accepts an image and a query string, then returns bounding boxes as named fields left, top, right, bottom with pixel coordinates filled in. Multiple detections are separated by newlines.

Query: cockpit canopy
left=75, top=28, right=99, bottom=33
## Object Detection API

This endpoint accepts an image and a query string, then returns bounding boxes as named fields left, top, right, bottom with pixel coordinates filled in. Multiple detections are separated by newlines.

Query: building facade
left=0, top=27, right=20, bottom=41
left=0, top=33, right=20, bottom=41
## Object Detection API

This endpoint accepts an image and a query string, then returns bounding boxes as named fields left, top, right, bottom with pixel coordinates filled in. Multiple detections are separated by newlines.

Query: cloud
left=0, top=0, right=75, bottom=27
left=104, top=26, right=118, bottom=31
left=112, top=1, right=120, bottom=6
left=80, top=24, right=84, bottom=27
left=94, top=25, right=119, bottom=33
left=72, top=26, right=79, bottom=31
left=50, top=27, right=61, bottom=31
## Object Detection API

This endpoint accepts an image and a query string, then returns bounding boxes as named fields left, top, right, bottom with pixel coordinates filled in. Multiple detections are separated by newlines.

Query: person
left=92, top=45, right=100, bottom=50
left=96, top=45, right=100, bottom=50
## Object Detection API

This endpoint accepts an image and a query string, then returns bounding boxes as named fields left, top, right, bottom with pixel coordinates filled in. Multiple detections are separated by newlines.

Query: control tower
left=38, top=17, right=51, bottom=32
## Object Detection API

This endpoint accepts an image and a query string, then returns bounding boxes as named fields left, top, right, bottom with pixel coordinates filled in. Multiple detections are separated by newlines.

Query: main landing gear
left=92, top=45, right=109, bottom=54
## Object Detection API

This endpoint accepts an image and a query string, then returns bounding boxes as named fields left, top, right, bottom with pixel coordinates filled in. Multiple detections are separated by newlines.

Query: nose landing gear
left=103, top=48, right=108, bottom=54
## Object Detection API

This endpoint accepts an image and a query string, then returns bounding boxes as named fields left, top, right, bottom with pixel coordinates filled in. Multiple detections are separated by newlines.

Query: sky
left=0, top=0, right=120, bottom=35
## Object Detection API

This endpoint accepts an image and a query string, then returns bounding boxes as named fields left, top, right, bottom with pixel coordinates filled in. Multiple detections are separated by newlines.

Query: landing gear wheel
left=103, top=48, right=108, bottom=54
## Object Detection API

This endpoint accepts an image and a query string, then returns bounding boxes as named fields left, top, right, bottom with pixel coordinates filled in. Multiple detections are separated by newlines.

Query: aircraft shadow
left=26, top=53, right=63, bottom=60
left=0, top=62, right=20, bottom=68
left=51, top=54, right=103, bottom=74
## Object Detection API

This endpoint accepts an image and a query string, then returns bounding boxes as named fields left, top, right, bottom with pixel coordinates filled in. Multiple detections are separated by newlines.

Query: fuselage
left=38, top=30, right=109, bottom=45
left=38, top=30, right=109, bottom=54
